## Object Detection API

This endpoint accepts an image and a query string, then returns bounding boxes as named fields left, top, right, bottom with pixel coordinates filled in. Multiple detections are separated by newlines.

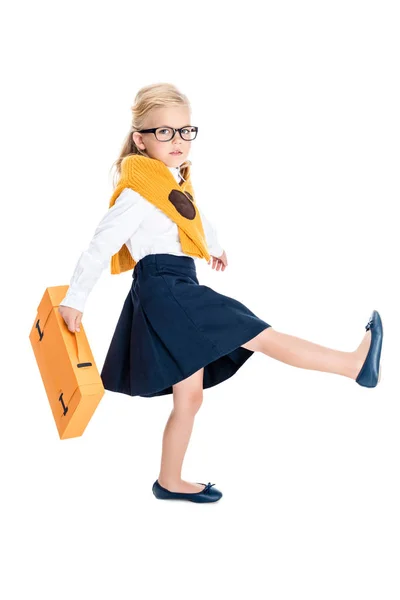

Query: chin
left=167, top=155, right=185, bottom=165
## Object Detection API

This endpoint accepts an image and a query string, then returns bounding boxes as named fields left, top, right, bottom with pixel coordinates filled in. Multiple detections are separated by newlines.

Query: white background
left=1, top=1, right=399, bottom=598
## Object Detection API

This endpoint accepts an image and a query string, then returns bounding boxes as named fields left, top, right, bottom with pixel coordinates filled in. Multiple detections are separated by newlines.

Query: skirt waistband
left=133, top=253, right=196, bottom=278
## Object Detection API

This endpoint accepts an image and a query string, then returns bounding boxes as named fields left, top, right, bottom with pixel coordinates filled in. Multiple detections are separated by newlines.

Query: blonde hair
left=110, top=82, right=193, bottom=189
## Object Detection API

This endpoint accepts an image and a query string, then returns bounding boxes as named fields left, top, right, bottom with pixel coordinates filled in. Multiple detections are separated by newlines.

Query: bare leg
left=157, top=367, right=207, bottom=493
left=241, top=325, right=372, bottom=380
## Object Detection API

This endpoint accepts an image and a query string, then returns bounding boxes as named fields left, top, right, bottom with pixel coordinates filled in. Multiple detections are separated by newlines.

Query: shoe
left=152, top=479, right=223, bottom=503
left=355, top=310, right=383, bottom=388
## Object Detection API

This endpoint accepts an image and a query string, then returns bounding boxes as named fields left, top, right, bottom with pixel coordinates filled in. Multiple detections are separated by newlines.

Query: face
left=132, top=105, right=194, bottom=168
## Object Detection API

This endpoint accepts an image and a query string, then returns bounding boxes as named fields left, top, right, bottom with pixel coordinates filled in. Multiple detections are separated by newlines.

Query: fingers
left=59, top=307, right=83, bottom=333
left=67, top=319, right=77, bottom=333
left=208, top=249, right=228, bottom=271
left=69, top=320, right=81, bottom=333
left=213, top=258, right=224, bottom=271
left=208, top=255, right=227, bottom=271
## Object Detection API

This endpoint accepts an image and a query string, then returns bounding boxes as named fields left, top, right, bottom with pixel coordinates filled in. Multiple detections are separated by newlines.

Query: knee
left=173, top=390, right=204, bottom=416
left=242, top=326, right=274, bottom=352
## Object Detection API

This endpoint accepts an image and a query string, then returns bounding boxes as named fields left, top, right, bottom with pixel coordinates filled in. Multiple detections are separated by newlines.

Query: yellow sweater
left=109, top=155, right=211, bottom=274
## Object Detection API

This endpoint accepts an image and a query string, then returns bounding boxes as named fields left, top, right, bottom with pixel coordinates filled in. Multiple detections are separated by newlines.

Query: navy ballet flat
left=152, top=480, right=223, bottom=503
left=356, top=310, right=383, bottom=388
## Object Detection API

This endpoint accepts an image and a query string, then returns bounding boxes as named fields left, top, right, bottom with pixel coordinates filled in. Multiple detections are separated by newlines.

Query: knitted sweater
left=59, top=164, right=223, bottom=313
left=109, top=154, right=211, bottom=274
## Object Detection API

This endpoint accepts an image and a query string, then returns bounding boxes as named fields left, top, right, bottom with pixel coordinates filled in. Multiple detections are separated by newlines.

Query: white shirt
left=59, top=165, right=223, bottom=313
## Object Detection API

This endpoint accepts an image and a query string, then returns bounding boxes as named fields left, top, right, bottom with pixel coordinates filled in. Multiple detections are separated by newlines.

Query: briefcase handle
left=73, top=329, right=93, bottom=368
left=57, top=313, right=92, bottom=368
left=35, top=313, right=93, bottom=368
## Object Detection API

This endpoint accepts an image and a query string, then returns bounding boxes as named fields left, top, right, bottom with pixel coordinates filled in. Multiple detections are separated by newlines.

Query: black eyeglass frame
left=136, top=125, right=199, bottom=142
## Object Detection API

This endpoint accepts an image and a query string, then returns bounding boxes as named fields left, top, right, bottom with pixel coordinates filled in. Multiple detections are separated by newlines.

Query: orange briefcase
left=29, top=285, right=105, bottom=440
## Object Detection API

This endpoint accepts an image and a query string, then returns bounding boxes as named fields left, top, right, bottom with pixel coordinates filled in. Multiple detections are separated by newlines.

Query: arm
left=59, top=188, right=147, bottom=313
left=198, top=206, right=224, bottom=258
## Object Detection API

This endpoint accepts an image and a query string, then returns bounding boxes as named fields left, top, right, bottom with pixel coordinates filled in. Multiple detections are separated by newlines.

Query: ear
left=132, top=131, right=145, bottom=150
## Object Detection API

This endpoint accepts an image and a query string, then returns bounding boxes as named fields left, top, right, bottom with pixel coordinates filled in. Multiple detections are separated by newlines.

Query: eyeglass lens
left=155, top=126, right=197, bottom=141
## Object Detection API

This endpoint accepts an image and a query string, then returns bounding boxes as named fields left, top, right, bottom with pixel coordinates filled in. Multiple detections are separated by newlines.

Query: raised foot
left=354, top=328, right=382, bottom=383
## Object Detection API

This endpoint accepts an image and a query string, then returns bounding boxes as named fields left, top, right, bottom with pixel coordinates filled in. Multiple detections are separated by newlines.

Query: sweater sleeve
left=198, top=206, right=224, bottom=258
left=59, top=188, right=147, bottom=313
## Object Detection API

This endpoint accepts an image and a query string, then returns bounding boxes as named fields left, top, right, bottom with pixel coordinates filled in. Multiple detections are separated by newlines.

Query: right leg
left=157, top=367, right=207, bottom=494
left=241, top=325, right=370, bottom=380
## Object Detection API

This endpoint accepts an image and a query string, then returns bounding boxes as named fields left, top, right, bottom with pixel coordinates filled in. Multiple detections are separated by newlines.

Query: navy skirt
left=100, top=253, right=272, bottom=398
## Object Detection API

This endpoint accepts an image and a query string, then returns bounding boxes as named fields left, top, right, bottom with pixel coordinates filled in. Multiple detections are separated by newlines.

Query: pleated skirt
left=100, top=253, right=272, bottom=397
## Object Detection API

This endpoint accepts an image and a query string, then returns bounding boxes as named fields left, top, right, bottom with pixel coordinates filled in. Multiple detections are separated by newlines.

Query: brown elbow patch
left=168, top=189, right=196, bottom=220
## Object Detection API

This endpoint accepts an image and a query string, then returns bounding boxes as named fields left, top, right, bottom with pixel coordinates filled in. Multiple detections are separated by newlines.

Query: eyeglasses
left=136, top=125, right=198, bottom=142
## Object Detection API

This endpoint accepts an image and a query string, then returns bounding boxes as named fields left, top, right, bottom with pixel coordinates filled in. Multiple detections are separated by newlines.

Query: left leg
left=157, top=367, right=206, bottom=494
left=241, top=326, right=371, bottom=380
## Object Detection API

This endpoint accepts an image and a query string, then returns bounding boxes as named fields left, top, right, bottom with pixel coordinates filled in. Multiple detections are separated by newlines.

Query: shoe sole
left=356, top=310, right=383, bottom=387
left=152, top=492, right=222, bottom=503
left=377, top=319, right=383, bottom=384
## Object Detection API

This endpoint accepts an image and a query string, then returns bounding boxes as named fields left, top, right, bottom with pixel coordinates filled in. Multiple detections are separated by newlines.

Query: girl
left=58, top=82, right=383, bottom=504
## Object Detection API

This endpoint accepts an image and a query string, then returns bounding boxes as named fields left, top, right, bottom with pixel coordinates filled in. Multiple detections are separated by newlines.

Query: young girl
left=58, top=82, right=383, bottom=504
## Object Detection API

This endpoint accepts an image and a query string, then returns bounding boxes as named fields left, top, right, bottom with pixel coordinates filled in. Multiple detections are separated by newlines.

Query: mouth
left=170, top=151, right=182, bottom=155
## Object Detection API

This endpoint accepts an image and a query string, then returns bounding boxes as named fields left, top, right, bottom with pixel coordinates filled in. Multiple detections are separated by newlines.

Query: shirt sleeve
left=59, top=188, right=147, bottom=313
left=198, top=206, right=224, bottom=258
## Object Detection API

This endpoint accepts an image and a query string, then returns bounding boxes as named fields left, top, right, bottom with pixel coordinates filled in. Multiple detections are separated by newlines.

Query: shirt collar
left=167, top=165, right=182, bottom=184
